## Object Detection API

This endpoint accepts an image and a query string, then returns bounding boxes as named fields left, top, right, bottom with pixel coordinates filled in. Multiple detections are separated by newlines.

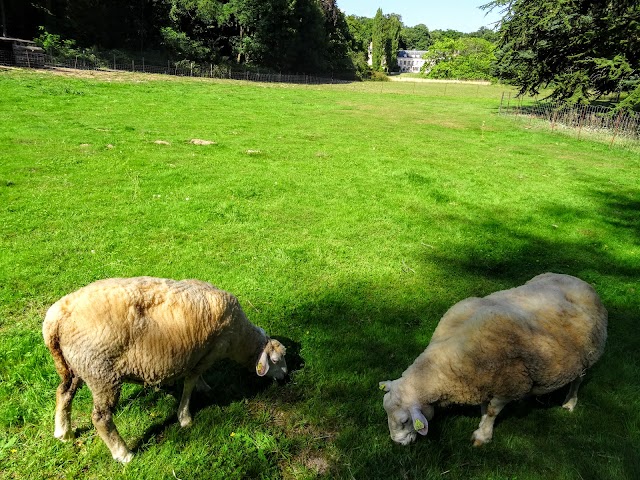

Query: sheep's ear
left=256, top=351, right=270, bottom=377
left=268, top=339, right=286, bottom=363
left=409, top=405, right=429, bottom=436
left=379, top=381, right=393, bottom=392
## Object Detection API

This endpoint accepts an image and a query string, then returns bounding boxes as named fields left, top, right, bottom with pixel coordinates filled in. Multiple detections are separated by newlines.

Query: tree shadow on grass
left=427, top=186, right=640, bottom=286
left=299, top=185, right=640, bottom=478
left=119, top=337, right=305, bottom=454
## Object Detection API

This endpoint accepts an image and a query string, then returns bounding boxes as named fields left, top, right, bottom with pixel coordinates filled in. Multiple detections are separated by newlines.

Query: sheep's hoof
left=179, top=417, right=193, bottom=428
left=562, top=400, right=577, bottom=412
left=114, top=451, right=134, bottom=464
left=471, top=431, right=490, bottom=447
left=54, top=429, right=74, bottom=442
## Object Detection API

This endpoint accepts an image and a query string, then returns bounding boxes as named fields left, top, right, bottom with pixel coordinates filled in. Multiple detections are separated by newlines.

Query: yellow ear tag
left=257, top=363, right=265, bottom=375
left=414, top=419, right=425, bottom=431
left=379, top=383, right=386, bottom=391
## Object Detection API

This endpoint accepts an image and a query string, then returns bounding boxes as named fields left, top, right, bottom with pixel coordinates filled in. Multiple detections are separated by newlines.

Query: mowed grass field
left=0, top=67, right=638, bottom=480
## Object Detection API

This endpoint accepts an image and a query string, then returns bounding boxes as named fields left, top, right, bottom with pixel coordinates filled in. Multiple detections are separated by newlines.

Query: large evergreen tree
left=486, top=0, right=640, bottom=109
left=384, top=13, right=402, bottom=71
left=371, top=8, right=385, bottom=71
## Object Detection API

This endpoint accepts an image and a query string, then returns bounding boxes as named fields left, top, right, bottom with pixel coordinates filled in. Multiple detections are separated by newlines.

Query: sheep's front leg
left=562, top=376, right=583, bottom=412
left=90, top=384, right=132, bottom=463
left=177, top=374, right=199, bottom=427
left=471, top=397, right=509, bottom=447
left=54, top=375, right=83, bottom=441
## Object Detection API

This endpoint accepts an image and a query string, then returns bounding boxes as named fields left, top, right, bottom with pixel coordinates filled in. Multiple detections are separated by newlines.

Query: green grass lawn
left=0, top=67, right=638, bottom=479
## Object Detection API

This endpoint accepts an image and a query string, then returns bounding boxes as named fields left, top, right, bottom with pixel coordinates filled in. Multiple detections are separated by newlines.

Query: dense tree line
left=3, top=0, right=636, bottom=109
left=1, top=0, right=359, bottom=77
left=1, top=0, right=490, bottom=79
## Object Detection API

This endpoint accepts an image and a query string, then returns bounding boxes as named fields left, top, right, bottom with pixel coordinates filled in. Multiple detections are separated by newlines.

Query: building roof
left=398, top=50, right=428, bottom=58
left=0, top=36, right=38, bottom=45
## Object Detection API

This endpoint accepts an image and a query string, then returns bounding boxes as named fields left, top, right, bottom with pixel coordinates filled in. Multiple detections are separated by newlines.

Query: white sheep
left=42, top=277, right=287, bottom=463
left=380, top=273, right=607, bottom=446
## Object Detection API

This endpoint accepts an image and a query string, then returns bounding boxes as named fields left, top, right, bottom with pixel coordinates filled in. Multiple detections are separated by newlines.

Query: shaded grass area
left=0, top=68, right=638, bottom=479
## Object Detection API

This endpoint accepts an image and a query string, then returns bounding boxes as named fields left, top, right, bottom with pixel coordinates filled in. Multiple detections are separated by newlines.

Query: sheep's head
left=256, top=338, right=287, bottom=380
left=379, top=380, right=433, bottom=445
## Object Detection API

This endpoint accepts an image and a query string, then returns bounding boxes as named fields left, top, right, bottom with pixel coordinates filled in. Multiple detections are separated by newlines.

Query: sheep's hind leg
left=54, top=375, right=83, bottom=441
left=89, top=383, right=132, bottom=463
left=177, top=374, right=199, bottom=427
left=562, top=376, right=583, bottom=412
left=196, top=375, right=212, bottom=393
left=471, top=397, right=509, bottom=447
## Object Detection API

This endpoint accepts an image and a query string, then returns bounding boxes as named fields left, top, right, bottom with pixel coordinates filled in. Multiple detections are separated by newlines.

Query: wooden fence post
left=610, top=111, right=623, bottom=147
left=577, top=106, right=585, bottom=139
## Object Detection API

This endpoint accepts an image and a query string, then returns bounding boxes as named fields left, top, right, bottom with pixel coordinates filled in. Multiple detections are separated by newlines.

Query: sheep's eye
left=396, top=414, right=409, bottom=425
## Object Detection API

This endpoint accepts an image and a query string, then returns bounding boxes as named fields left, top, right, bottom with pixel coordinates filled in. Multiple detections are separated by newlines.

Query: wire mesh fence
left=0, top=50, right=351, bottom=85
left=499, top=92, right=640, bottom=144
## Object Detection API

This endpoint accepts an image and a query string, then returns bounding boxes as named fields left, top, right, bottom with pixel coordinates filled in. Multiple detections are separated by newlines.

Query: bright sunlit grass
left=0, top=67, right=638, bottom=479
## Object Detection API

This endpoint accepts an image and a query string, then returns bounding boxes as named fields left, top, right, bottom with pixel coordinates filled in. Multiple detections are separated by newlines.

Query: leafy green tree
left=227, top=0, right=296, bottom=68
left=345, top=15, right=372, bottom=78
left=345, top=15, right=372, bottom=53
left=422, top=37, right=496, bottom=80
left=468, top=26, right=499, bottom=43
left=485, top=0, right=640, bottom=109
left=34, top=27, right=80, bottom=57
left=430, top=29, right=463, bottom=43
left=286, top=0, right=328, bottom=73
left=400, top=24, right=431, bottom=50
left=160, top=26, right=211, bottom=61
left=320, top=0, right=356, bottom=77
left=159, top=0, right=229, bottom=62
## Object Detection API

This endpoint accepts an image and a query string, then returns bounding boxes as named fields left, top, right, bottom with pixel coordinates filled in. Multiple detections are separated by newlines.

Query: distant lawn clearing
left=1, top=67, right=638, bottom=479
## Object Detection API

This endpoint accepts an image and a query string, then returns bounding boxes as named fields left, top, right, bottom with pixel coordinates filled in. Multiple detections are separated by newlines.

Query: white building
left=367, top=44, right=429, bottom=73
left=397, top=50, right=428, bottom=73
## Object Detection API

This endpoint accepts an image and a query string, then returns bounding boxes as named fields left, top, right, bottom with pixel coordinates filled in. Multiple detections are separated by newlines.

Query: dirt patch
left=190, top=138, right=216, bottom=145
left=301, top=454, right=331, bottom=474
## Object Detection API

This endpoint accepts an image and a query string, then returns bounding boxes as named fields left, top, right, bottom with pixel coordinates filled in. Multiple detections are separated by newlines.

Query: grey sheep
left=380, top=273, right=607, bottom=446
left=43, top=277, right=287, bottom=462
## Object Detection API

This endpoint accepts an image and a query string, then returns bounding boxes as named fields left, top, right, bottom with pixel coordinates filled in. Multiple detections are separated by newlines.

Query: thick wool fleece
left=399, top=273, right=607, bottom=408
left=42, top=277, right=286, bottom=462
left=43, top=277, right=268, bottom=388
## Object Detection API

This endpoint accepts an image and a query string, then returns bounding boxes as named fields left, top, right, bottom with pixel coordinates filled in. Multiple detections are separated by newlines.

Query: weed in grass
left=0, top=68, right=638, bottom=479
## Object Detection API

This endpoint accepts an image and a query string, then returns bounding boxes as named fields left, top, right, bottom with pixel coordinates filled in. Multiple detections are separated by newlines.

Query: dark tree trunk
left=1, top=0, right=7, bottom=37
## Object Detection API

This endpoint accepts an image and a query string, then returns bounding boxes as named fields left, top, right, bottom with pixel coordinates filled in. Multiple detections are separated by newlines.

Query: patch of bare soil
left=190, top=139, right=217, bottom=145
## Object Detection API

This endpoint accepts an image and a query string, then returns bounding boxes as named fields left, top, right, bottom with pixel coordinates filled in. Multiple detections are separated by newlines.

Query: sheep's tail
left=42, top=302, right=72, bottom=384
